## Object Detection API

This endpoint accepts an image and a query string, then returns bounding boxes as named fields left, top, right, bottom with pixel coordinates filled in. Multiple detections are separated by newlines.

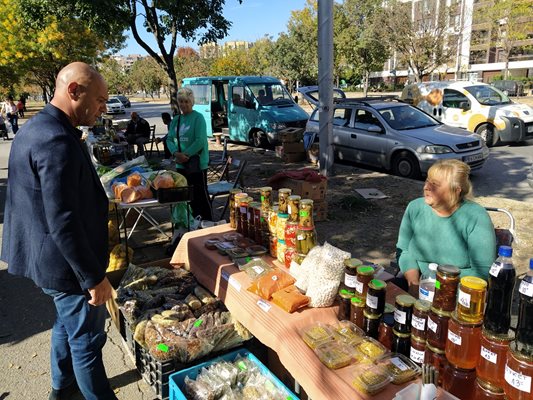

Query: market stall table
left=170, top=224, right=411, bottom=400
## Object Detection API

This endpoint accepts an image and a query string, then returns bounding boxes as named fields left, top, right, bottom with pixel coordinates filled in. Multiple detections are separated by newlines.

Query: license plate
left=463, top=153, right=483, bottom=163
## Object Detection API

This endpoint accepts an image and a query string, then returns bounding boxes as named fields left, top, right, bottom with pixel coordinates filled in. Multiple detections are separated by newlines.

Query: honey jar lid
left=411, top=334, right=426, bottom=344
left=384, top=303, right=395, bottom=314
left=278, top=188, right=292, bottom=194
left=288, top=195, right=301, bottom=201
left=235, top=192, right=248, bottom=199
left=300, top=199, right=314, bottom=205
left=437, top=264, right=460, bottom=277
left=363, top=309, right=382, bottom=319
left=339, top=289, right=356, bottom=299
left=344, top=258, right=363, bottom=269
left=351, top=296, right=365, bottom=307
left=476, top=378, right=505, bottom=394
left=481, top=327, right=515, bottom=342
left=395, top=294, right=417, bottom=308
left=369, top=279, right=387, bottom=291
left=414, top=299, right=432, bottom=312
left=357, top=265, right=374, bottom=275
left=392, top=329, right=411, bottom=338
left=430, top=306, right=452, bottom=318
left=460, top=276, right=487, bottom=290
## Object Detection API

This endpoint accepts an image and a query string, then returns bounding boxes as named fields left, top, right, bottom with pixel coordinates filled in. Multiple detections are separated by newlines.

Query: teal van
left=181, top=76, right=309, bottom=146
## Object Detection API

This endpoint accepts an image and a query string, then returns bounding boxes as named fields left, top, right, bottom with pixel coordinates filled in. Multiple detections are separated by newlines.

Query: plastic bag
left=247, top=269, right=295, bottom=300
left=271, top=285, right=310, bottom=313
left=100, top=156, right=150, bottom=197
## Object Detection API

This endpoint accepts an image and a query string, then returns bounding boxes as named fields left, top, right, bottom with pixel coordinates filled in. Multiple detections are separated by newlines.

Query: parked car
left=528, top=164, right=533, bottom=189
left=298, top=87, right=489, bottom=179
left=491, top=80, right=525, bottom=97
left=106, top=97, right=126, bottom=114
left=112, top=94, right=131, bottom=108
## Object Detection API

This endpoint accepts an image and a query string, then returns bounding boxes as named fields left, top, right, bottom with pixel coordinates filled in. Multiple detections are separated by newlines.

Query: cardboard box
left=281, top=152, right=306, bottom=163
left=281, top=142, right=304, bottom=153
left=276, top=177, right=327, bottom=200
left=279, top=127, right=304, bottom=143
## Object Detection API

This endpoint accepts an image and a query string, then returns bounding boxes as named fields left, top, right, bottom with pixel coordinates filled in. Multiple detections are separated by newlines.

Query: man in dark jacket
left=125, top=111, right=151, bottom=156
left=1, top=62, right=117, bottom=400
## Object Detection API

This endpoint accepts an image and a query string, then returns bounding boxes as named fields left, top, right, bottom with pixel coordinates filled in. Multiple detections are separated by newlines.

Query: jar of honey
left=474, top=378, right=507, bottom=400
left=362, top=310, right=381, bottom=339
left=276, top=239, right=286, bottom=263
left=394, top=294, right=416, bottom=334
left=445, top=312, right=482, bottom=369
left=355, top=265, right=374, bottom=298
left=299, top=199, right=314, bottom=227
left=410, top=335, right=426, bottom=365
left=477, top=328, right=514, bottom=388
left=259, top=186, right=272, bottom=211
left=392, top=329, right=411, bottom=357
left=424, top=343, right=448, bottom=386
left=504, top=341, right=533, bottom=400
left=343, top=258, right=363, bottom=291
left=433, top=264, right=460, bottom=312
left=442, top=363, right=477, bottom=400
left=456, top=276, right=487, bottom=324
left=284, top=221, right=298, bottom=248
left=426, top=306, right=452, bottom=350
left=276, top=212, right=289, bottom=241
left=412, top=299, right=431, bottom=340
left=377, top=313, right=395, bottom=351
left=350, top=296, right=365, bottom=329
left=277, top=188, right=292, bottom=213
left=337, top=289, right=355, bottom=321
left=287, top=195, right=301, bottom=223
left=229, top=188, right=243, bottom=228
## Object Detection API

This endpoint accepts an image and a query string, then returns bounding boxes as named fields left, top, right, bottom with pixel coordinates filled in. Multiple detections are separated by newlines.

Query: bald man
left=1, top=62, right=118, bottom=400
left=125, top=110, right=151, bottom=156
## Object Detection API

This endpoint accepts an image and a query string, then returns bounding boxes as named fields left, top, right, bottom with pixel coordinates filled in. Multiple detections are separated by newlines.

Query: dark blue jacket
left=1, top=104, right=109, bottom=292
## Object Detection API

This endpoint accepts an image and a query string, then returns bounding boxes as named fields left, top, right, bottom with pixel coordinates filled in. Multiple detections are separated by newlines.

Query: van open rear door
left=182, top=78, right=213, bottom=137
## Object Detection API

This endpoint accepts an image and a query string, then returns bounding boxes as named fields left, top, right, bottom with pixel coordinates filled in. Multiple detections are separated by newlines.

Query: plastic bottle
left=516, top=258, right=533, bottom=357
left=419, top=263, right=438, bottom=302
left=483, top=246, right=516, bottom=334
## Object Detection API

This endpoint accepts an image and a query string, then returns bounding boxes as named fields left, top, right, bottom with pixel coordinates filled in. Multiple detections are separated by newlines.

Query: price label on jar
left=458, top=289, right=471, bottom=308
left=240, top=206, right=247, bottom=214
left=354, top=279, right=364, bottom=294
left=410, top=347, right=425, bottom=364
left=490, top=263, right=502, bottom=277
left=448, top=330, right=462, bottom=346
left=344, top=274, right=358, bottom=289
left=519, top=280, right=533, bottom=297
left=505, top=364, right=532, bottom=393
left=366, top=294, right=378, bottom=309
left=427, top=317, right=438, bottom=333
left=411, top=315, right=426, bottom=331
left=394, top=309, right=407, bottom=325
left=481, top=346, right=497, bottom=364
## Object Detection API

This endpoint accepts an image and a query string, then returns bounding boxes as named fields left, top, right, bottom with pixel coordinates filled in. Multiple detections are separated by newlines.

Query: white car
left=106, top=97, right=125, bottom=114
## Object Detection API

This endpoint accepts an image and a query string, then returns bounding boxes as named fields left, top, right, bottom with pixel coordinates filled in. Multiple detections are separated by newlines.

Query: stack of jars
left=409, top=299, right=431, bottom=366
left=391, top=294, right=417, bottom=358
left=345, top=262, right=374, bottom=330
left=295, top=198, right=317, bottom=257
left=362, top=279, right=387, bottom=340
left=275, top=188, right=291, bottom=264
left=258, top=187, right=273, bottom=249
left=228, top=188, right=243, bottom=229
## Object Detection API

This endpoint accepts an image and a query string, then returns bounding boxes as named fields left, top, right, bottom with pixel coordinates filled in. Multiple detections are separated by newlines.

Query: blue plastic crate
left=169, top=348, right=299, bottom=400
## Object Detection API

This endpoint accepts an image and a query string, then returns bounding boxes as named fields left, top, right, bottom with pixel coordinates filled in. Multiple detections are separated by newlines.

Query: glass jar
left=392, top=329, right=411, bottom=358
left=442, top=363, right=477, bottom=400
left=378, top=313, right=395, bottom=351
left=343, top=258, right=363, bottom=291
left=287, top=195, right=301, bottom=223
left=337, top=289, right=355, bottom=321
left=276, top=239, right=286, bottom=264
left=365, top=279, right=387, bottom=316
left=269, top=236, right=277, bottom=258
left=477, top=328, right=514, bottom=388
left=284, top=221, right=298, bottom=248
left=295, top=227, right=317, bottom=255
left=504, top=341, right=533, bottom=400
left=445, top=312, right=482, bottom=369
left=267, top=206, right=279, bottom=235
left=457, top=276, right=487, bottom=324
left=412, top=299, right=431, bottom=340
left=234, top=192, right=248, bottom=233
left=260, top=186, right=272, bottom=211
left=362, top=310, right=381, bottom=339
left=410, top=335, right=426, bottom=365
left=394, top=294, right=416, bottom=334
left=424, top=343, right=448, bottom=386
left=474, top=378, right=507, bottom=400
left=426, top=306, right=452, bottom=350
left=350, top=296, right=365, bottom=329
left=355, top=265, right=375, bottom=298
left=276, top=212, right=289, bottom=241
left=299, top=199, right=314, bottom=227
left=239, top=196, right=251, bottom=237
left=284, top=246, right=297, bottom=269
left=433, top=264, right=461, bottom=312
left=277, top=188, right=292, bottom=213
left=247, top=201, right=260, bottom=233
left=229, top=188, right=243, bottom=228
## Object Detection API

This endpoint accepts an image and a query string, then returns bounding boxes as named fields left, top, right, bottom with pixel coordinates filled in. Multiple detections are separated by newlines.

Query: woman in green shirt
left=396, top=159, right=496, bottom=289
left=166, top=87, right=212, bottom=221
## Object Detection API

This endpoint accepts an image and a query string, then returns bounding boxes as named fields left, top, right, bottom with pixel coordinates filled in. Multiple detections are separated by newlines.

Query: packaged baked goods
left=247, top=269, right=295, bottom=300
left=127, top=172, right=143, bottom=187
left=301, top=322, right=335, bottom=349
left=375, top=353, right=421, bottom=384
left=315, top=341, right=355, bottom=369
left=271, top=285, right=310, bottom=313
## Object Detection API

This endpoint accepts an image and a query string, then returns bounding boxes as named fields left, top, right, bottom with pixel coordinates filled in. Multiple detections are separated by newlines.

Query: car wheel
left=476, top=124, right=497, bottom=147
left=249, top=130, right=267, bottom=148
left=392, top=151, right=421, bottom=179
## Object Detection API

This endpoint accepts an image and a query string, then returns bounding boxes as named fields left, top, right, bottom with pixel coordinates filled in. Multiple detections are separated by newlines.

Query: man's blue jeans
left=43, top=288, right=117, bottom=400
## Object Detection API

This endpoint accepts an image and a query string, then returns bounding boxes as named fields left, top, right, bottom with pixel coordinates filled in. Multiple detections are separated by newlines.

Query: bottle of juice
left=419, top=263, right=438, bottom=302
left=483, top=246, right=516, bottom=334
left=516, top=258, right=533, bottom=357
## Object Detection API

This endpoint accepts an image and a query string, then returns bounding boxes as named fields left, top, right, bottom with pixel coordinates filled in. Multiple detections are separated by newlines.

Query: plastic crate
left=168, top=348, right=299, bottom=400
left=156, top=186, right=193, bottom=203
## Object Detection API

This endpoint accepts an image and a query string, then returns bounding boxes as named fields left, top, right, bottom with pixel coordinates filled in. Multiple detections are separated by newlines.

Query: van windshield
left=248, top=83, right=294, bottom=106
left=465, top=85, right=511, bottom=106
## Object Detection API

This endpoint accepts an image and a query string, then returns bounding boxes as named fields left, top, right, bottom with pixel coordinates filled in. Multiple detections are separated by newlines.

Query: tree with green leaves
left=129, top=57, right=166, bottom=99
left=174, top=47, right=210, bottom=87
left=99, top=58, right=131, bottom=95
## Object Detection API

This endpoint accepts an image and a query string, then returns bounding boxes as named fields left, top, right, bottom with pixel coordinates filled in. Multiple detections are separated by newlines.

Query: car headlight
left=423, top=145, right=453, bottom=154
left=500, top=110, right=520, bottom=118
left=271, top=122, right=287, bottom=130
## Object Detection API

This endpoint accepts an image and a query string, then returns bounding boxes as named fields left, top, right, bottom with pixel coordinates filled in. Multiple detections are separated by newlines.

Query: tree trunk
left=363, top=71, right=369, bottom=97
left=167, top=65, right=179, bottom=115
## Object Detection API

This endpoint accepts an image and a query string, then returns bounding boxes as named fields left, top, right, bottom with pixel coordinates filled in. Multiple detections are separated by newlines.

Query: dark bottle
left=483, top=246, right=516, bottom=334
left=516, top=258, right=533, bottom=357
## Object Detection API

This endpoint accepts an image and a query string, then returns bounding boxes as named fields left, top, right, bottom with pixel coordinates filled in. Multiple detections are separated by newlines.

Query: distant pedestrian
left=17, top=99, right=24, bottom=118
left=1, top=96, right=18, bottom=134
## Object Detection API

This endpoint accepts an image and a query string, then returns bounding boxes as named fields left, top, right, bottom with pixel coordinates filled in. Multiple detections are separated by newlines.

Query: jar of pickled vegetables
left=299, top=199, right=314, bottom=227
left=412, top=299, right=431, bottom=340
left=287, top=195, right=301, bottom=222
left=269, top=236, right=277, bottom=258
left=351, top=296, right=365, bottom=329
left=442, top=363, right=477, bottom=400
left=424, top=343, right=448, bottom=386
left=394, top=294, right=416, bottom=334
left=445, top=312, right=482, bottom=369
left=267, top=206, right=279, bottom=234
left=426, top=306, right=452, bottom=350
left=477, top=328, right=514, bottom=388
left=276, top=212, right=289, bottom=241
left=365, top=279, right=387, bottom=316
left=296, top=227, right=317, bottom=255
left=229, top=188, right=243, bottom=228
left=504, top=341, right=533, bottom=400
left=474, top=378, right=507, bottom=400
left=378, top=314, right=395, bottom=351
left=343, top=258, right=363, bottom=291
left=355, top=265, right=375, bottom=298
left=410, top=335, right=426, bottom=365
left=456, top=276, right=487, bottom=324
left=276, top=239, right=286, bottom=263
left=362, top=310, right=381, bottom=339
left=278, top=188, right=292, bottom=213
left=260, top=186, right=272, bottom=211
left=284, top=221, right=298, bottom=248
left=284, top=246, right=297, bottom=269
left=433, top=264, right=461, bottom=312
left=338, top=289, right=355, bottom=321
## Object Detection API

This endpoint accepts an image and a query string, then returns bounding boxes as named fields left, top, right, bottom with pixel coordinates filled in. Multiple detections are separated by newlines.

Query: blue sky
left=118, top=0, right=309, bottom=55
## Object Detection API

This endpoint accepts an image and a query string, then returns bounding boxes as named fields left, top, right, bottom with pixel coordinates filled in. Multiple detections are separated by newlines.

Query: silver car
left=299, top=87, right=489, bottom=179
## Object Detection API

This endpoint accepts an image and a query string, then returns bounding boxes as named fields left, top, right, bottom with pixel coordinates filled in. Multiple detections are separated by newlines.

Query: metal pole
left=318, top=0, right=334, bottom=177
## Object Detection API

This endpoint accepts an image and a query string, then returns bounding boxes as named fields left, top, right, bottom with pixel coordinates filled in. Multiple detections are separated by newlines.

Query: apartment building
left=199, top=40, right=253, bottom=58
